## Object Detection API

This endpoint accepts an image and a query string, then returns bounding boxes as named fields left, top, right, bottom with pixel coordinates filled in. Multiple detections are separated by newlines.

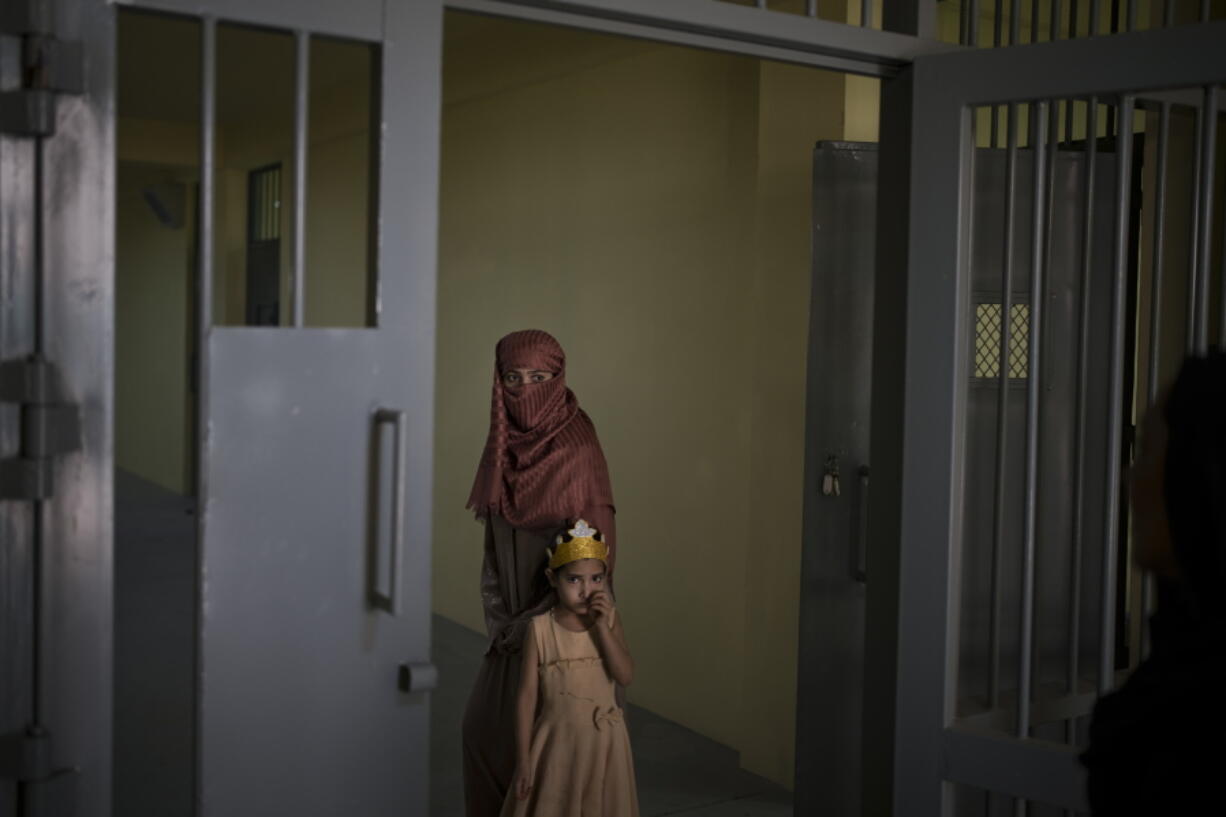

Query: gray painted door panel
left=203, top=330, right=429, bottom=813
left=109, top=0, right=441, bottom=813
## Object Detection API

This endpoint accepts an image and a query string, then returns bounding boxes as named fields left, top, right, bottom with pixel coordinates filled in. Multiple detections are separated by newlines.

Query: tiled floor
left=429, top=615, right=793, bottom=817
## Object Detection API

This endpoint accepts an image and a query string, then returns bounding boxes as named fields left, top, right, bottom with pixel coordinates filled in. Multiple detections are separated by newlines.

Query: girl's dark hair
left=1162, top=351, right=1226, bottom=611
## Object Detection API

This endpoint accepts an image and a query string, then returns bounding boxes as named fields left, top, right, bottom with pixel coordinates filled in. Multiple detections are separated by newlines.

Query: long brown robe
left=461, top=507, right=616, bottom=817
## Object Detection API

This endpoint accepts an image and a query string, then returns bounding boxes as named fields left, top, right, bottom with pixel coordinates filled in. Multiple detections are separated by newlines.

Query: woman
left=1081, top=352, right=1226, bottom=814
left=462, top=329, right=617, bottom=817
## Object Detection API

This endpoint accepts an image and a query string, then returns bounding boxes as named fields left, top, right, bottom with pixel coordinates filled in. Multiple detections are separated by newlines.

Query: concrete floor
left=429, top=615, right=792, bottom=817
left=114, top=471, right=791, bottom=816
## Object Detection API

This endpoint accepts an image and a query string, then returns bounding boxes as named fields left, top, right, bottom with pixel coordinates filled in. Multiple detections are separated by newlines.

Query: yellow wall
left=115, top=163, right=194, bottom=494
left=741, top=58, right=846, bottom=782
left=433, top=12, right=862, bottom=788
left=435, top=22, right=760, bottom=756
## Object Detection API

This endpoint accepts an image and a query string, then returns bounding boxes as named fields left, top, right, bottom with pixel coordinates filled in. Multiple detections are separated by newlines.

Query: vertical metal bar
left=970, top=0, right=980, bottom=44
left=1201, top=0, right=1211, bottom=22
left=1090, top=0, right=1100, bottom=36
left=1030, top=0, right=1040, bottom=42
left=1126, top=0, right=1136, bottom=31
left=292, top=30, right=309, bottom=328
left=1187, top=105, right=1204, bottom=354
left=756, top=0, right=767, bottom=9
left=1011, top=0, right=1022, bottom=45
left=1064, top=2, right=1079, bottom=148
left=1019, top=101, right=1049, bottom=736
left=1221, top=132, right=1226, bottom=351
left=861, top=0, right=872, bottom=27
left=989, top=102, right=1021, bottom=710
left=991, top=0, right=1003, bottom=144
left=1147, top=104, right=1171, bottom=409
left=1100, top=95, right=1135, bottom=695
left=806, top=0, right=817, bottom=17
left=1068, top=95, right=1098, bottom=737
left=200, top=18, right=215, bottom=330
left=1194, top=86, right=1217, bottom=353
left=1164, top=0, right=1175, bottom=27
left=196, top=21, right=216, bottom=809
left=1052, top=0, right=1064, bottom=39
left=1139, top=103, right=1169, bottom=660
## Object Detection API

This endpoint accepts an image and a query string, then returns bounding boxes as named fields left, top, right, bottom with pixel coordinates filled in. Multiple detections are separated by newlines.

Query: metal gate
left=896, top=19, right=1226, bottom=815
left=8, top=0, right=1223, bottom=815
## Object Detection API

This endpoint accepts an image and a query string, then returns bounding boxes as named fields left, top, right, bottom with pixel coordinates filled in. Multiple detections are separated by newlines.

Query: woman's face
left=501, top=368, right=554, bottom=390
left=547, top=558, right=606, bottom=616
left=1130, top=407, right=1179, bottom=578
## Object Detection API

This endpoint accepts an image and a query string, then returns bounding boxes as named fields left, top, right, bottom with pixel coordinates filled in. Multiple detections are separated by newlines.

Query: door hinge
left=0, top=356, right=81, bottom=500
left=0, top=1, right=83, bottom=138
left=0, top=727, right=78, bottom=817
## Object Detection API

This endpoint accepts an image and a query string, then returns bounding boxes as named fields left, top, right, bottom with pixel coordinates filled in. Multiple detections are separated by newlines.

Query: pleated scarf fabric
left=467, top=330, right=614, bottom=532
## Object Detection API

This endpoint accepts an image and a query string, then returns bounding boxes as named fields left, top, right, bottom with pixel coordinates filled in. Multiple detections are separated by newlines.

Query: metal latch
left=0, top=356, right=81, bottom=500
left=0, top=727, right=78, bottom=816
left=0, top=0, right=83, bottom=137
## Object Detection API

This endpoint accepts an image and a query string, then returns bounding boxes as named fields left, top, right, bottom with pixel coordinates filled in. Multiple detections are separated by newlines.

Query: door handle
left=854, top=465, right=869, bottom=583
left=372, top=408, right=406, bottom=615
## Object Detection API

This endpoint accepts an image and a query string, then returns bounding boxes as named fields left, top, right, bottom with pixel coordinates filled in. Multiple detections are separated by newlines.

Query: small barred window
left=973, top=302, right=1029, bottom=380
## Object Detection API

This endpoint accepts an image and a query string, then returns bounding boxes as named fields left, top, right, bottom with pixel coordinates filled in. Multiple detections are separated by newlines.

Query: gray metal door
left=116, top=0, right=441, bottom=814
left=894, top=20, right=1226, bottom=815
left=1, top=1, right=114, bottom=814
left=801, top=138, right=1116, bottom=817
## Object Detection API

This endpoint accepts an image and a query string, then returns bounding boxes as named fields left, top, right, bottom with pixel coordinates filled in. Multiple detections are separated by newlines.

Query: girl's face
left=1130, top=408, right=1178, bottom=578
left=547, top=559, right=607, bottom=615
left=501, top=368, right=554, bottom=390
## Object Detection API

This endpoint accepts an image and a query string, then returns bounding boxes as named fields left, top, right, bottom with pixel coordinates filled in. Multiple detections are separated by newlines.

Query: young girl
left=501, top=520, right=638, bottom=817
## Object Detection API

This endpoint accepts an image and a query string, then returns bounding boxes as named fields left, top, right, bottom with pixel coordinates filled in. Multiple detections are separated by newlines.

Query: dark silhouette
left=1081, top=352, right=1226, bottom=815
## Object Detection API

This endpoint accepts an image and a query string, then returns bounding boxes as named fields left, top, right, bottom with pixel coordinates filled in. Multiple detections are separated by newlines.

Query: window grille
left=973, top=302, right=1029, bottom=379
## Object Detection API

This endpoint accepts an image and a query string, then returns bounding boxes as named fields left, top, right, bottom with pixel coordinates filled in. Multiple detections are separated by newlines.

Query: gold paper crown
left=548, top=519, right=609, bottom=569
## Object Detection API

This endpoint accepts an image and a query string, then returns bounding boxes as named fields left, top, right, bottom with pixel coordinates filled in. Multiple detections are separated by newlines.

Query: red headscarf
left=467, top=330, right=614, bottom=531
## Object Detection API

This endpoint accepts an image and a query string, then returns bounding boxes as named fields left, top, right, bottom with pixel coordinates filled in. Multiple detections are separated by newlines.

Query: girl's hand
left=514, top=762, right=533, bottom=800
left=587, top=590, right=616, bottom=629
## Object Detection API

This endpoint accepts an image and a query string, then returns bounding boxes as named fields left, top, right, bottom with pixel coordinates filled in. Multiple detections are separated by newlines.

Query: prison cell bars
left=970, top=90, right=1158, bottom=815
left=741, top=0, right=1216, bottom=38
left=1018, top=92, right=1050, bottom=744
left=1068, top=93, right=1098, bottom=750
left=988, top=102, right=1021, bottom=712
left=199, top=24, right=313, bottom=328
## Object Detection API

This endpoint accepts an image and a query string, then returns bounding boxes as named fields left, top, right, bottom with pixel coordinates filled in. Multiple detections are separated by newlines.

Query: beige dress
left=500, top=612, right=638, bottom=817
left=462, top=510, right=618, bottom=817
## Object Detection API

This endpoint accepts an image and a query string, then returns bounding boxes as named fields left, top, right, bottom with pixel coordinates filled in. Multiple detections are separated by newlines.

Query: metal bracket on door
left=0, top=727, right=78, bottom=817
left=0, top=356, right=82, bottom=500
left=0, top=0, right=84, bottom=137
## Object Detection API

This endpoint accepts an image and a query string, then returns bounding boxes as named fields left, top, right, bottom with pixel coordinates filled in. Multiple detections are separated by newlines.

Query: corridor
left=430, top=614, right=792, bottom=817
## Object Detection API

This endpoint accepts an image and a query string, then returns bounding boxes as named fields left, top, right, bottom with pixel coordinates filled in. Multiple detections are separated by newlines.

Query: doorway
left=430, top=10, right=882, bottom=814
